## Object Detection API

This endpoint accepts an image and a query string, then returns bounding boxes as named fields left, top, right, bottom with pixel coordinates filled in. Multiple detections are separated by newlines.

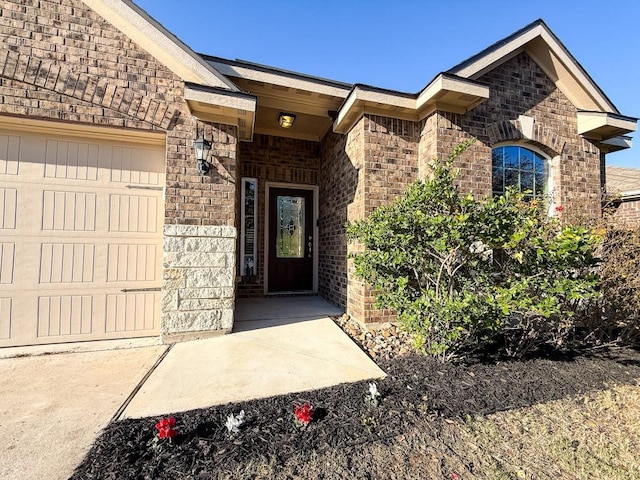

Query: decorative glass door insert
left=276, top=195, right=305, bottom=258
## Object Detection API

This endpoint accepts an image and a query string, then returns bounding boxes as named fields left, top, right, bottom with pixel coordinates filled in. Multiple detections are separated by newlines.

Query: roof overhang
left=203, top=57, right=351, bottom=141
left=334, top=75, right=489, bottom=134
left=448, top=20, right=618, bottom=113
left=81, top=0, right=238, bottom=91
left=620, top=189, right=640, bottom=201
left=416, top=74, right=490, bottom=117
left=184, top=84, right=257, bottom=141
left=577, top=111, right=637, bottom=141
left=599, top=136, right=633, bottom=153
left=334, top=86, right=416, bottom=134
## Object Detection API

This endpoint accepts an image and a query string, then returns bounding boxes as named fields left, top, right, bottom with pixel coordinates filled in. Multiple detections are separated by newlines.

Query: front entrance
left=267, top=186, right=315, bottom=293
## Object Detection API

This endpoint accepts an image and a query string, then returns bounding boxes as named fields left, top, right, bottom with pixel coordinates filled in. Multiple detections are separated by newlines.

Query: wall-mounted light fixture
left=193, top=133, right=212, bottom=174
left=278, top=112, right=296, bottom=128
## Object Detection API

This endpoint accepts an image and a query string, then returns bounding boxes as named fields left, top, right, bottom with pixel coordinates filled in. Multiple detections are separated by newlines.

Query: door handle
left=308, top=235, right=313, bottom=258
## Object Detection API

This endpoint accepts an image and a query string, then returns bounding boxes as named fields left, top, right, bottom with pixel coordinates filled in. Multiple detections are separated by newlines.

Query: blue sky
left=135, top=0, right=639, bottom=168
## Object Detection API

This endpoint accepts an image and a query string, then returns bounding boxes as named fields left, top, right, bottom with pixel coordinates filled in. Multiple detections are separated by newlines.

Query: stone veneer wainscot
left=162, top=225, right=237, bottom=342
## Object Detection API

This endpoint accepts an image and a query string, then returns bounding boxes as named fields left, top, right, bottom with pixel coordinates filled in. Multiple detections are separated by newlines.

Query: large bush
left=578, top=215, right=640, bottom=344
left=346, top=142, right=600, bottom=360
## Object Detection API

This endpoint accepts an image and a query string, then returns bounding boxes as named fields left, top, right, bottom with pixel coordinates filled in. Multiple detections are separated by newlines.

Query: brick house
left=606, top=166, right=640, bottom=227
left=0, top=0, right=636, bottom=347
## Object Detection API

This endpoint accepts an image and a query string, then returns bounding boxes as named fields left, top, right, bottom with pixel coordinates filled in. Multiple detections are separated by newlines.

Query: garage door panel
left=0, top=188, right=17, bottom=229
left=0, top=297, right=11, bottom=339
left=39, top=243, right=95, bottom=284
left=0, top=242, right=15, bottom=284
left=109, top=194, right=159, bottom=233
left=37, top=295, right=94, bottom=338
left=42, top=190, right=97, bottom=231
left=44, top=139, right=99, bottom=181
left=107, top=244, right=157, bottom=282
left=111, top=145, right=162, bottom=185
left=0, top=134, right=20, bottom=175
left=106, top=292, right=159, bottom=333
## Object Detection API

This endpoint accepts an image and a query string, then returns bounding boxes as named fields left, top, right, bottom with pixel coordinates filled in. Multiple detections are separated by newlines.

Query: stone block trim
left=486, top=119, right=567, bottom=156
left=162, top=225, right=237, bottom=339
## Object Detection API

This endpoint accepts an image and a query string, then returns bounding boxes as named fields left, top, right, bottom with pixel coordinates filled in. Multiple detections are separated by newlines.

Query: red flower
left=555, top=205, right=564, bottom=212
left=451, top=474, right=460, bottom=480
left=155, top=417, right=176, bottom=431
left=157, top=426, right=177, bottom=440
left=155, top=417, right=178, bottom=441
left=294, top=403, right=314, bottom=426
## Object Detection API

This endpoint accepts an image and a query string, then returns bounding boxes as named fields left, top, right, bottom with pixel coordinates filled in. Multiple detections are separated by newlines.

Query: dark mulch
left=71, top=347, right=640, bottom=480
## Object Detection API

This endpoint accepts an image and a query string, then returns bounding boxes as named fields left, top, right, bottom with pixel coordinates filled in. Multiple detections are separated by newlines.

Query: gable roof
left=80, top=0, right=257, bottom=140
left=81, top=0, right=237, bottom=90
left=447, top=19, right=618, bottom=114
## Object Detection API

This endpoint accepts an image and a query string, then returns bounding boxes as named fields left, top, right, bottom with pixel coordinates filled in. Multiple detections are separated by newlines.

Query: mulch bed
left=71, top=343, right=640, bottom=480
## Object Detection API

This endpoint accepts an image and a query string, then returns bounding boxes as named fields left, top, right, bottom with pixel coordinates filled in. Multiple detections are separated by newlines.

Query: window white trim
left=491, top=143, right=557, bottom=215
left=240, top=177, right=258, bottom=276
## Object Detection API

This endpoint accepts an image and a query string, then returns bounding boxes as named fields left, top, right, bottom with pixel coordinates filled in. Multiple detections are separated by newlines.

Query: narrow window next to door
left=240, top=178, right=257, bottom=276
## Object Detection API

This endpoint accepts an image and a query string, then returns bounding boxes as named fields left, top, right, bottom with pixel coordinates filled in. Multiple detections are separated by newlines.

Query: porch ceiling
left=205, top=56, right=351, bottom=142
left=233, top=78, right=345, bottom=141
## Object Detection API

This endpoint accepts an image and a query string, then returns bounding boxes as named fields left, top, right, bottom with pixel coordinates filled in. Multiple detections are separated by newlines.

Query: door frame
left=264, top=182, right=319, bottom=295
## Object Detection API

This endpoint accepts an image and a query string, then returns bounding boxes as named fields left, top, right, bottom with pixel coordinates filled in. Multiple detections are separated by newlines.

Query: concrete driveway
left=0, top=344, right=166, bottom=480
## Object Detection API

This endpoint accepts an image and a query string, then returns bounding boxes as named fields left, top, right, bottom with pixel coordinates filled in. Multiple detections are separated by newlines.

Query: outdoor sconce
left=278, top=112, right=296, bottom=128
left=193, top=133, right=212, bottom=175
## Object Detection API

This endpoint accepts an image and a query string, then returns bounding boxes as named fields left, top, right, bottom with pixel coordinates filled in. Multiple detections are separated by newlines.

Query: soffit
left=184, top=84, right=257, bottom=141
left=599, top=136, right=633, bottom=153
left=577, top=111, right=637, bottom=141
left=206, top=59, right=351, bottom=141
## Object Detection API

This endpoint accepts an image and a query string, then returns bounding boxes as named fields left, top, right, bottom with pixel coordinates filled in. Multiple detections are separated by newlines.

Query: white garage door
left=0, top=127, right=165, bottom=347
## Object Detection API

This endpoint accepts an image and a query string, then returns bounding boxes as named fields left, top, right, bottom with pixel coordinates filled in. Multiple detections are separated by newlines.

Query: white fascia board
left=450, top=23, right=618, bottom=113
left=577, top=112, right=637, bottom=137
left=184, top=86, right=257, bottom=113
left=209, top=61, right=351, bottom=99
left=82, top=0, right=238, bottom=91
left=450, top=26, right=541, bottom=78
left=334, top=87, right=414, bottom=132
left=416, top=74, right=490, bottom=111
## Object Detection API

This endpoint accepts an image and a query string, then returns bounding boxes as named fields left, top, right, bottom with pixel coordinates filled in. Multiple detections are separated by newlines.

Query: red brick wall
left=237, top=134, right=320, bottom=297
left=319, top=116, right=420, bottom=323
left=0, top=0, right=237, bottom=227
left=420, top=52, right=602, bottom=216
left=613, top=200, right=640, bottom=228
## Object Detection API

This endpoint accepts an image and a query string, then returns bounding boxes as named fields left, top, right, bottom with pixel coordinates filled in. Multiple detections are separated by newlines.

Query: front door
left=267, top=187, right=314, bottom=293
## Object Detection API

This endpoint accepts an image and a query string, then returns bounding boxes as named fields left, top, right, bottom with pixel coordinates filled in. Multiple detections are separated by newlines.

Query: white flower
left=368, top=382, right=379, bottom=398
left=225, top=410, right=245, bottom=434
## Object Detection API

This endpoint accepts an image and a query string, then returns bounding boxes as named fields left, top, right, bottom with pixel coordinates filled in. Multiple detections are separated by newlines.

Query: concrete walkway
left=123, top=297, right=385, bottom=418
left=0, top=297, right=385, bottom=479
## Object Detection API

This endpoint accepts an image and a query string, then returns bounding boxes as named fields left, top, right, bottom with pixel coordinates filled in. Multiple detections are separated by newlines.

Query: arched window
left=492, top=145, right=548, bottom=198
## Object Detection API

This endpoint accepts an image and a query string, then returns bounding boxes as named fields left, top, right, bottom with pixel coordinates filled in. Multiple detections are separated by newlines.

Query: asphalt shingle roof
left=606, top=166, right=640, bottom=194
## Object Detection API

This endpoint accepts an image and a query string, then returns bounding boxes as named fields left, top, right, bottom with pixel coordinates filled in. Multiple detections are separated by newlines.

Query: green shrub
left=346, top=142, right=600, bottom=360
